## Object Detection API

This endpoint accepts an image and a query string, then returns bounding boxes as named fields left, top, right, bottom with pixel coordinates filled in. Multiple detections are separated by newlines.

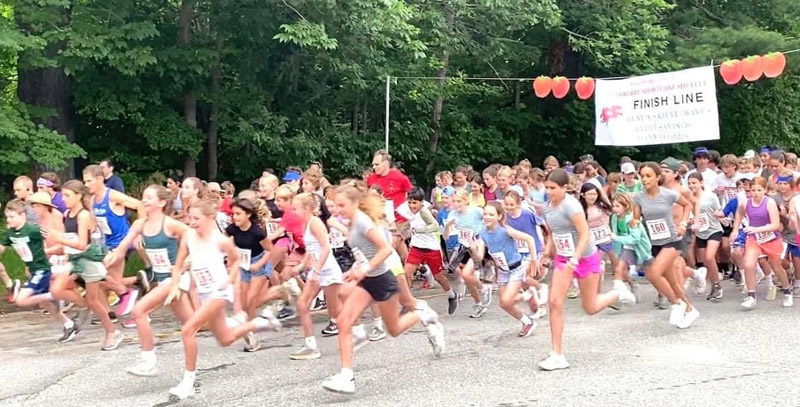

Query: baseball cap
left=620, top=162, right=636, bottom=174
left=660, top=157, right=681, bottom=172
left=282, top=170, right=301, bottom=182
left=442, top=186, right=455, bottom=197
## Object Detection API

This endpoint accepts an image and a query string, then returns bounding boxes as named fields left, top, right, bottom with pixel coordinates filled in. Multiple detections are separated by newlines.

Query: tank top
left=746, top=196, right=778, bottom=243
left=93, top=188, right=129, bottom=248
left=187, top=229, right=229, bottom=293
left=143, top=217, right=179, bottom=275
left=63, top=209, right=86, bottom=255
left=303, top=218, right=341, bottom=273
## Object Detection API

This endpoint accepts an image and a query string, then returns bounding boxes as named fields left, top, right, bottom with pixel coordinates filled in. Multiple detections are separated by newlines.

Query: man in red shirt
left=367, top=150, right=412, bottom=258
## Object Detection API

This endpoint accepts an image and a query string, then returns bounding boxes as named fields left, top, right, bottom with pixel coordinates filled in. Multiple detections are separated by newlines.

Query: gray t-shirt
left=348, top=211, right=388, bottom=277
left=772, top=192, right=796, bottom=245
left=695, top=190, right=723, bottom=240
left=544, top=194, right=595, bottom=258
left=634, top=187, right=680, bottom=246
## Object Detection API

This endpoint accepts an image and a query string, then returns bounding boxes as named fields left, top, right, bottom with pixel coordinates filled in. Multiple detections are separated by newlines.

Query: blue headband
left=777, top=175, right=794, bottom=183
left=760, top=147, right=771, bottom=153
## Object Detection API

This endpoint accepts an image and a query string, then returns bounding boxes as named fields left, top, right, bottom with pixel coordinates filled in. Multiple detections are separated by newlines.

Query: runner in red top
left=366, top=150, right=413, bottom=259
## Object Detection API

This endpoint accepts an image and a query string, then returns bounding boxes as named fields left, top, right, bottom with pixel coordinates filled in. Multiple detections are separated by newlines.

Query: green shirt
left=2, top=223, right=50, bottom=271
left=616, top=181, right=644, bottom=195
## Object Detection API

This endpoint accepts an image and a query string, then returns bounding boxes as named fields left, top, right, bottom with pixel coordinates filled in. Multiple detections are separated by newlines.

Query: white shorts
left=199, top=286, right=234, bottom=304
left=497, top=263, right=526, bottom=286
left=309, top=266, right=343, bottom=287
left=161, top=272, right=192, bottom=292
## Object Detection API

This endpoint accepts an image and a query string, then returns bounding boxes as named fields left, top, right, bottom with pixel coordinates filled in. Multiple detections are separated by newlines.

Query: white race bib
left=698, top=213, right=710, bottom=233
left=329, top=228, right=346, bottom=249
left=49, top=255, right=70, bottom=274
left=515, top=238, right=530, bottom=254
left=554, top=233, right=575, bottom=257
left=237, top=248, right=252, bottom=270
left=646, top=219, right=671, bottom=241
left=490, top=251, right=509, bottom=271
left=755, top=231, right=776, bottom=244
left=145, top=248, right=172, bottom=274
left=12, top=243, right=33, bottom=262
left=457, top=228, right=474, bottom=246
left=63, top=233, right=81, bottom=255
left=266, top=221, right=279, bottom=236
left=590, top=225, right=612, bottom=244
left=192, top=267, right=215, bottom=292
left=95, top=217, right=112, bottom=235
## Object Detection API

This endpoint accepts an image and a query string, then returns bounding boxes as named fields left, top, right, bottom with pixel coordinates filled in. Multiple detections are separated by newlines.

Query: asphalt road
left=1, top=276, right=799, bottom=407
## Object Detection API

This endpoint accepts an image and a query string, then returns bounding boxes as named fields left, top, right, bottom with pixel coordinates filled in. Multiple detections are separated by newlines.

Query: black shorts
left=696, top=232, right=723, bottom=249
left=358, top=271, right=398, bottom=302
left=332, top=246, right=355, bottom=272
left=651, top=241, right=683, bottom=258
left=722, top=225, right=733, bottom=236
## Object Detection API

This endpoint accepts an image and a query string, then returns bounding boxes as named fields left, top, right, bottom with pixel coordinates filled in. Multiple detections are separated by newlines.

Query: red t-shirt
left=220, top=197, right=233, bottom=216
left=280, top=208, right=305, bottom=248
left=367, top=168, right=412, bottom=208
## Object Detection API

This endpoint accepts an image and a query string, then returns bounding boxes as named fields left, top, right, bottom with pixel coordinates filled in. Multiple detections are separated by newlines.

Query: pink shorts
left=554, top=252, right=602, bottom=280
left=274, top=236, right=295, bottom=251
left=745, top=235, right=783, bottom=259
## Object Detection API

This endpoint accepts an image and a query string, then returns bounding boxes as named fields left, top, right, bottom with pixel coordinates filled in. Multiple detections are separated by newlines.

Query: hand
left=729, top=232, right=737, bottom=243
left=164, top=284, right=181, bottom=305
left=676, top=224, right=687, bottom=237
left=344, top=266, right=367, bottom=282
left=714, top=210, right=725, bottom=219
left=629, top=219, right=640, bottom=228
left=249, top=263, right=261, bottom=273
left=103, top=252, right=117, bottom=267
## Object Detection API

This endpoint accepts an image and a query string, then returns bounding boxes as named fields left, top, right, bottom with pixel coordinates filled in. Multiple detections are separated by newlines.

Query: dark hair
left=546, top=169, right=570, bottom=187
left=100, top=158, right=114, bottom=168
left=736, top=178, right=752, bottom=187
left=708, top=150, right=720, bottom=165
left=639, top=162, right=663, bottom=185
left=687, top=172, right=704, bottom=184
left=769, top=150, right=786, bottom=164
left=408, top=187, right=425, bottom=202
left=232, top=197, right=259, bottom=224
left=468, top=172, right=483, bottom=185
left=579, top=182, right=612, bottom=214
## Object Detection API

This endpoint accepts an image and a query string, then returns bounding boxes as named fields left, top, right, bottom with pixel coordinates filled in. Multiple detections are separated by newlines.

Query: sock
left=767, top=277, right=775, bottom=288
left=783, top=288, right=791, bottom=295
left=520, top=314, right=532, bottom=325
left=142, top=349, right=156, bottom=365
left=340, top=368, right=354, bottom=380
left=305, top=336, right=317, bottom=349
left=748, top=291, right=756, bottom=298
left=353, top=324, right=366, bottom=339
left=373, top=317, right=384, bottom=330
left=64, top=319, right=74, bottom=329
left=182, top=370, right=196, bottom=386
left=447, top=289, right=455, bottom=299
left=41, top=292, right=54, bottom=302
left=330, top=317, right=337, bottom=324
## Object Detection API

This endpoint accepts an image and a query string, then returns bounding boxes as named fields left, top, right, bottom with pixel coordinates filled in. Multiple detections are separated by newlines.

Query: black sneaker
left=310, top=297, right=326, bottom=311
left=447, top=295, right=458, bottom=315
left=92, top=311, right=119, bottom=325
left=276, top=307, right=296, bottom=321
left=321, top=321, right=339, bottom=336
left=707, top=284, right=723, bottom=302
left=58, top=324, right=79, bottom=343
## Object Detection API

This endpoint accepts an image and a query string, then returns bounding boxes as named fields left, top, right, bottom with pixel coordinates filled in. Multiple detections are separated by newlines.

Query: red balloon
left=552, top=76, right=570, bottom=99
left=574, top=77, right=595, bottom=100
left=763, top=52, right=786, bottom=78
left=718, top=59, right=743, bottom=85
left=741, top=55, right=764, bottom=82
left=533, top=76, right=553, bottom=98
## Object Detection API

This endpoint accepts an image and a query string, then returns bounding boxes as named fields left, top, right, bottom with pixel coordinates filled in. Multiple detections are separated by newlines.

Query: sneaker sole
left=289, top=353, right=321, bottom=360
left=127, top=369, right=158, bottom=377
left=322, top=385, right=355, bottom=394
left=321, top=331, right=339, bottom=337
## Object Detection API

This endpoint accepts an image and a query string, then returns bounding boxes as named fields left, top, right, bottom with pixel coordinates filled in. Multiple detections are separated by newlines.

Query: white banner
left=594, top=66, right=719, bottom=146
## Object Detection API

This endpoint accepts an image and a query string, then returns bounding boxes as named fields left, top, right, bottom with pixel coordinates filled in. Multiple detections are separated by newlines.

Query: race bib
left=266, top=221, right=279, bottom=236
left=12, top=242, right=33, bottom=262
left=63, top=233, right=81, bottom=255
left=515, top=239, right=530, bottom=254
left=554, top=233, right=575, bottom=257
left=49, top=255, right=69, bottom=274
left=490, top=251, right=509, bottom=271
left=646, top=219, right=671, bottom=240
left=590, top=225, right=612, bottom=244
left=457, top=228, right=474, bottom=246
left=755, top=231, right=776, bottom=244
left=192, top=267, right=215, bottom=291
left=237, top=248, right=252, bottom=270
left=95, top=217, right=112, bottom=235
left=329, top=228, right=346, bottom=249
left=698, top=213, right=710, bottom=233
left=724, top=188, right=738, bottom=202
left=145, top=248, right=172, bottom=274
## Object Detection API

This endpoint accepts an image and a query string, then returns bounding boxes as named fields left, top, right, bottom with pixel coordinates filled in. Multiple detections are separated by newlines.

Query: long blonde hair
left=334, top=184, right=385, bottom=223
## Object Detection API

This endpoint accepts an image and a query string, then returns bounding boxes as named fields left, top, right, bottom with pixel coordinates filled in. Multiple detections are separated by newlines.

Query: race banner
left=594, top=66, right=720, bottom=146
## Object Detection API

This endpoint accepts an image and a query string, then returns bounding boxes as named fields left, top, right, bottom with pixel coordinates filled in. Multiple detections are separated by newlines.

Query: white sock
left=181, top=370, right=196, bottom=386
left=64, top=319, right=74, bottom=329
left=142, top=349, right=156, bottom=365
left=520, top=314, right=532, bottom=325
left=353, top=324, right=366, bottom=339
left=447, top=289, right=455, bottom=299
left=340, top=367, right=354, bottom=380
left=330, top=317, right=337, bottom=324
left=373, top=317, right=384, bottom=330
left=305, top=336, right=317, bottom=349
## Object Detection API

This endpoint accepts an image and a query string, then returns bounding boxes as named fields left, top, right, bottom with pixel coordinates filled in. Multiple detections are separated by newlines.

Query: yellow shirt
left=468, top=193, right=485, bottom=207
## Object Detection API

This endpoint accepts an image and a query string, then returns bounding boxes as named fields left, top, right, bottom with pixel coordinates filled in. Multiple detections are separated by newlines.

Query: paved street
left=1, top=277, right=799, bottom=407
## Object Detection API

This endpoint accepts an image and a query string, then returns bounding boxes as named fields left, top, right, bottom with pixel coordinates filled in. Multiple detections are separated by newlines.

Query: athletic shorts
left=596, top=241, right=614, bottom=253
left=680, top=231, right=693, bottom=258
left=554, top=252, right=602, bottom=280
left=24, top=270, right=51, bottom=295
left=73, top=261, right=107, bottom=284
left=746, top=235, right=783, bottom=259
left=651, top=241, right=683, bottom=258
left=198, top=286, right=234, bottom=304
left=406, top=247, right=444, bottom=275
left=722, top=225, right=733, bottom=236
left=358, top=271, right=398, bottom=302
left=333, top=246, right=355, bottom=272
left=695, top=232, right=723, bottom=249
left=784, top=243, right=800, bottom=259
left=497, top=263, right=525, bottom=286
left=308, top=265, right=343, bottom=287
left=161, top=272, right=191, bottom=292
left=240, top=251, right=271, bottom=284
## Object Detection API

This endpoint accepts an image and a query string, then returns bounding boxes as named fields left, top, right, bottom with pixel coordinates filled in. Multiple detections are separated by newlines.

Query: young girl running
left=609, top=194, right=649, bottom=299
left=321, top=185, right=444, bottom=394
left=445, top=190, right=490, bottom=318
left=579, top=183, right=622, bottom=285
left=686, top=173, right=724, bottom=301
left=772, top=170, right=800, bottom=291
left=103, top=185, right=193, bottom=375
left=46, top=181, right=122, bottom=350
left=634, top=163, right=699, bottom=328
left=538, top=170, right=634, bottom=371
left=164, top=199, right=280, bottom=400
left=731, top=177, right=793, bottom=308
left=289, top=193, right=343, bottom=360
left=503, top=190, right=548, bottom=316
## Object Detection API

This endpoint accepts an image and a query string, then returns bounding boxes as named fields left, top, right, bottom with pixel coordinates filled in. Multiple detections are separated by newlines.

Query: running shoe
left=253, top=309, right=282, bottom=332
left=766, top=285, right=777, bottom=301
left=656, top=296, right=669, bottom=310
left=276, top=307, right=296, bottom=321
left=244, top=332, right=261, bottom=352
left=116, top=288, right=139, bottom=316
left=693, top=267, right=708, bottom=295
left=741, top=296, right=756, bottom=310
left=310, top=296, right=326, bottom=311
left=353, top=327, right=369, bottom=352
left=282, top=278, right=302, bottom=297
left=127, top=360, right=158, bottom=377
left=61, top=301, right=75, bottom=313
left=137, top=270, right=151, bottom=295
left=783, top=293, right=793, bottom=307
left=566, top=286, right=579, bottom=299
left=169, top=381, right=195, bottom=399
left=676, top=307, right=699, bottom=329
left=538, top=284, right=549, bottom=305
left=290, top=345, right=321, bottom=360
left=75, top=310, right=90, bottom=333
left=426, top=319, right=446, bottom=357
left=517, top=319, right=536, bottom=338
left=368, top=325, right=386, bottom=341
left=533, top=306, right=547, bottom=319
left=538, top=352, right=569, bottom=371
left=322, top=373, right=355, bottom=394
left=6, top=279, right=21, bottom=302
left=614, top=280, right=636, bottom=305
left=469, top=304, right=487, bottom=319
left=101, top=330, right=124, bottom=351
left=447, top=294, right=458, bottom=315
left=107, top=291, right=120, bottom=307
left=668, top=300, right=686, bottom=326
left=707, top=284, right=723, bottom=302
left=321, top=320, right=339, bottom=336
left=122, top=316, right=151, bottom=329
left=480, top=284, right=492, bottom=306
left=91, top=311, right=119, bottom=325
left=58, top=324, right=79, bottom=343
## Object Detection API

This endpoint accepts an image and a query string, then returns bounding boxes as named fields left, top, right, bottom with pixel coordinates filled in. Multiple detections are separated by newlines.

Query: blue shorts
left=24, top=270, right=51, bottom=295
left=597, top=241, right=614, bottom=253
left=732, top=230, right=747, bottom=249
left=784, top=243, right=800, bottom=258
left=240, top=251, right=271, bottom=284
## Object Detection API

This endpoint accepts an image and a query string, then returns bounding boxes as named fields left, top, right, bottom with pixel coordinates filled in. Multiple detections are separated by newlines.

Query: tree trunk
left=425, top=5, right=454, bottom=177
left=207, top=33, right=222, bottom=181
left=179, top=0, right=197, bottom=177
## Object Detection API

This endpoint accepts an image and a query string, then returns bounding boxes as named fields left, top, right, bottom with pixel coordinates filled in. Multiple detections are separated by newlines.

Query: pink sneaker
left=116, top=289, right=139, bottom=316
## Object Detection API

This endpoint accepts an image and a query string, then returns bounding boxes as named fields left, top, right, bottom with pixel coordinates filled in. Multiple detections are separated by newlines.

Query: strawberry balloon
left=718, top=59, right=743, bottom=85
left=741, top=55, right=764, bottom=82
left=533, top=76, right=553, bottom=98
left=552, top=76, right=570, bottom=99
left=574, top=77, right=595, bottom=100
left=763, top=52, right=786, bottom=78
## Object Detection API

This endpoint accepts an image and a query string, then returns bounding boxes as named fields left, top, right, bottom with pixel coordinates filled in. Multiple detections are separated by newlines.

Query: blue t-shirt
left=104, top=174, right=125, bottom=193
left=505, top=209, right=544, bottom=254
left=437, top=207, right=458, bottom=250
left=479, top=225, right=521, bottom=270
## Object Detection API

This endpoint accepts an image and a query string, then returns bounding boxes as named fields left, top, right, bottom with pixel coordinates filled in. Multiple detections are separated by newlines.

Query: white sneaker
left=168, top=381, right=195, bottom=399
left=538, top=352, right=569, bottom=371
left=782, top=293, right=793, bottom=307
left=613, top=280, right=636, bottom=305
left=676, top=307, right=699, bottom=329
left=282, top=278, right=302, bottom=297
left=480, top=284, right=492, bottom=306
left=538, top=284, right=549, bottom=305
left=126, top=360, right=158, bottom=377
left=426, top=321, right=446, bottom=358
left=741, top=296, right=756, bottom=310
left=414, top=300, right=439, bottom=326
left=694, top=267, right=708, bottom=295
left=668, top=300, right=686, bottom=326
left=368, top=325, right=386, bottom=341
left=322, top=372, right=355, bottom=394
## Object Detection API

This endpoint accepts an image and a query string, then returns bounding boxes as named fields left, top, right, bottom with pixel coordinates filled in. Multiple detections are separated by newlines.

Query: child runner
left=772, top=170, right=800, bottom=291
left=687, top=173, right=724, bottom=301
left=609, top=193, right=650, bottom=299
left=503, top=190, right=548, bottom=316
left=579, top=183, right=621, bottom=286
left=445, top=190, right=490, bottom=317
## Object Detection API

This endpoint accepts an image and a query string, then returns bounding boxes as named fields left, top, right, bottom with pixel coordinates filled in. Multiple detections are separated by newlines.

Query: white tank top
left=304, top=218, right=341, bottom=273
left=187, top=229, right=229, bottom=293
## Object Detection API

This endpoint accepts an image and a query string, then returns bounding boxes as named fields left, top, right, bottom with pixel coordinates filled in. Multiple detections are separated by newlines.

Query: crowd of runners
left=1, top=145, right=799, bottom=397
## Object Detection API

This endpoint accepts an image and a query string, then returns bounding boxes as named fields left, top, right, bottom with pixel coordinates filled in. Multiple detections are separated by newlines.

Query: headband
left=776, top=175, right=794, bottom=183
left=760, top=147, right=771, bottom=153
left=36, top=178, right=54, bottom=188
